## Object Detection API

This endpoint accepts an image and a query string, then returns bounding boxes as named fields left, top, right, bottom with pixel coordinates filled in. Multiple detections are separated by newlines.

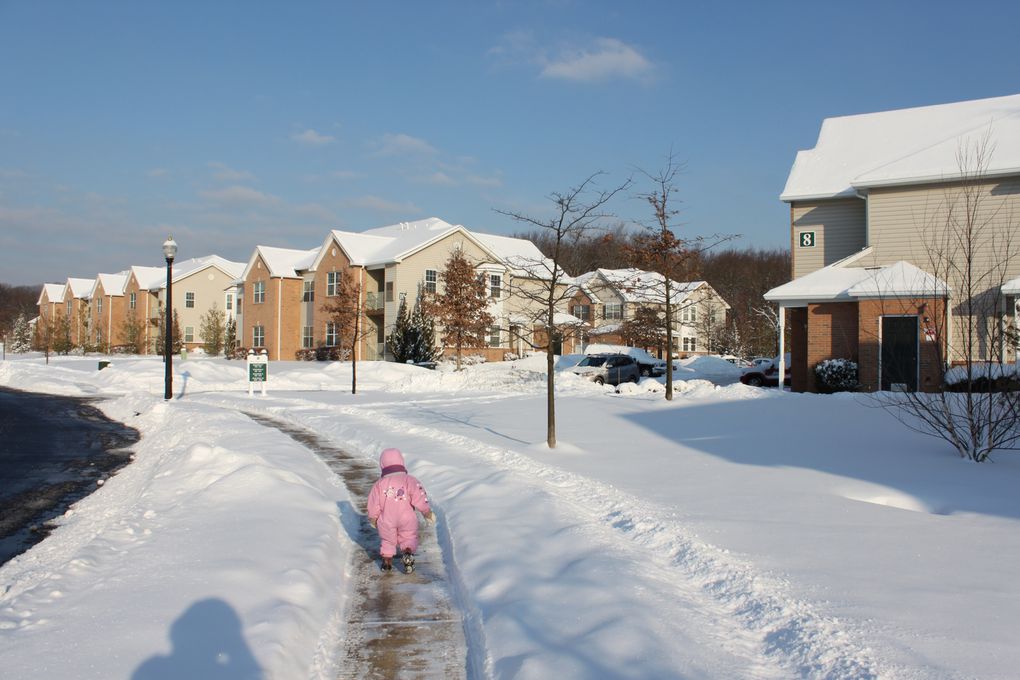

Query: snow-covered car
left=570, top=353, right=641, bottom=386
left=739, top=354, right=791, bottom=387
left=584, top=344, right=666, bottom=377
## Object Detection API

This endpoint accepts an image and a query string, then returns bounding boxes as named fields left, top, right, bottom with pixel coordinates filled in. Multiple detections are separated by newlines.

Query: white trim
left=777, top=303, right=786, bottom=390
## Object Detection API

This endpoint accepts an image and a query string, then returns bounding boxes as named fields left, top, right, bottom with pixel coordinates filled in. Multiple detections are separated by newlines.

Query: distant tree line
left=0, top=283, right=39, bottom=339
left=513, top=228, right=789, bottom=359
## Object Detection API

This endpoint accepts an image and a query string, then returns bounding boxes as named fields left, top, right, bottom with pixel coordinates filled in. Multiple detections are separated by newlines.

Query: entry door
left=881, top=316, right=919, bottom=391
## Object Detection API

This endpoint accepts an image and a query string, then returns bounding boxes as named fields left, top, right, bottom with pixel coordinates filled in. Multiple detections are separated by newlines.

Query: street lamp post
left=163, top=236, right=177, bottom=400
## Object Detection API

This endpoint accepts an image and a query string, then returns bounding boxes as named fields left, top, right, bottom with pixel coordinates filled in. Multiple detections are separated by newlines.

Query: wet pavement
left=244, top=412, right=467, bottom=679
left=0, top=387, right=139, bottom=565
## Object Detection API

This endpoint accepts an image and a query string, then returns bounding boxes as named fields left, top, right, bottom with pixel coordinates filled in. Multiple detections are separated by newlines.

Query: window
left=253, top=281, right=265, bottom=304
left=571, top=304, right=590, bottom=322
left=327, top=271, right=340, bottom=297
left=681, top=305, right=697, bottom=323
left=682, top=336, right=697, bottom=352
left=302, top=326, right=314, bottom=348
left=185, top=292, right=195, bottom=308
left=604, top=303, right=623, bottom=320
left=66, top=301, right=71, bottom=317
left=184, top=326, right=194, bottom=343
left=325, top=322, right=338, bottom=347
left=487, top=326, right=501, bottom=347
left=236, top=296, right=242, bottom=314
left=385, top=281, right=394, bottom=302
left=253, top=325, right=265, bottom=347
left=424, top=269, right=437, bottom=294
left=97, top=298, right=103, bottom=314
left=96, top=329, right=102, bottom=344
left=225, top=295, right=233, bottom=311
left=129, top=292, right=136, bottom=309
left=302, top=281, right=314, bottom=302
left=489, top=274, right=502, bottom=299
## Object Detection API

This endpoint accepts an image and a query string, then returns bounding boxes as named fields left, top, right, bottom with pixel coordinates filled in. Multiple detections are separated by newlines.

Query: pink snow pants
left=377, top=515, right=419, bottom=558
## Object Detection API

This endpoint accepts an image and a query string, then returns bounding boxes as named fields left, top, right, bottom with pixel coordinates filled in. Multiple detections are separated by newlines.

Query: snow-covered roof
left=167, top=255, right=245, bottom=286
left=66, top=277, right=95, bottom=299
left=91, top=272, right=128, bottom=298
left=575, top=268, right=706, bottom=305
left=765, top=257, right=950, bottom=304
left=782, top=93, right=1020, bottom=201
left=245, top=246, right=319, bottom=280
left=38, top=283, right=66, bottom=305
left=1002, top=276, right=1020, bottom=295
left=129, top=265, right=166, bottom=291
left=314, top=217, right=563, bottom=282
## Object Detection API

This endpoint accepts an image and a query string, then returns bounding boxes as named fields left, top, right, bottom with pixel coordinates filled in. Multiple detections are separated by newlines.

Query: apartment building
left=572, top=268, right=730, bottom=356
left=767, top=93, right=1020, bottom=392
left=239, top=217, right=574, bottom=362
left=89, top=272, right=128, bottom=350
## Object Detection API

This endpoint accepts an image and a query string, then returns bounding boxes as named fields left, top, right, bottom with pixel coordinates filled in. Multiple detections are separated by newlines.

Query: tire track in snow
left=262, top=397, right=891, bottom=680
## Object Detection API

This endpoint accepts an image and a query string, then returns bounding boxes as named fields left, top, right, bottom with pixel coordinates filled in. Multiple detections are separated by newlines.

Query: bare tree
left=496, top=171, right=630, bottom=448
left=623, top=153, right=737, bottom=399
left=119, top=312, right=147, bottom=354
left=321, top=269, right=372, bottom=394
left=425, top=249, right=495, bottom=370
left=871, top=135, right=1020, bottom=461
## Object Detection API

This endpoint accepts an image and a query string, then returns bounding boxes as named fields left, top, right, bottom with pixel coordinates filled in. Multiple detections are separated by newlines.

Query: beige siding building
left=769, top=93, right=1020, bottom=392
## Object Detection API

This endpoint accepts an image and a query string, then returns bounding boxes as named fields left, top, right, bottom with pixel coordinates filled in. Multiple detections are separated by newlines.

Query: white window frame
left=325, top=321, right=339, bottom=347
left=302, top=326, right=314, bottom=349
left=184, top=326, right=194, bottom=343
left=253, top=281, right=265, bottom=304
left=682, top=336, right=697, bottom=352
left=253, top=325, right=265, bottom=347
left=604, top=303, right=623, bottom=320
left=185, top=291, right=195, bottom=308
left=489, top=274, right=502, bottom=299
left=487, top=325, right=501, bottom=347
left=327, top=271, right=340, bottom=297
left=424, top=269, right=437, bottom=294
left=129, top=292, right=136, bottom=309
left=303, top=280, right=315, bottom=302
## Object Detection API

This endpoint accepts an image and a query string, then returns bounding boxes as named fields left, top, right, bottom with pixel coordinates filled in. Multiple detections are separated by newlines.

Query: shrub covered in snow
left=815, top=358, right=858, bottom=393
left=944, top=362, right=1020, bottom=392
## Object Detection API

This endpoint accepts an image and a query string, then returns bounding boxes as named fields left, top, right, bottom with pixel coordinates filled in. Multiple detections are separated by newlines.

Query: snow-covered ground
left=1, top=353, right=1018, bottom=679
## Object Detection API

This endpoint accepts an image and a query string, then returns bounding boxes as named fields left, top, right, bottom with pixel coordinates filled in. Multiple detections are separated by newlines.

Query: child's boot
left=381, top=556, right=393, bottom=572
left=402, top=549, right=415, bottom=574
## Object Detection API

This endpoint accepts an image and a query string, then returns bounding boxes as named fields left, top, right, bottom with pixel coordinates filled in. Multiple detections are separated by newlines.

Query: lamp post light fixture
left=163, top=236, right=177, bottom=400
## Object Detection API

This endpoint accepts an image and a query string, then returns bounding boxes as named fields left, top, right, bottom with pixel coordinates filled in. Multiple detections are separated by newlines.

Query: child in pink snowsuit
left=366, top=447, right=434, bottom=572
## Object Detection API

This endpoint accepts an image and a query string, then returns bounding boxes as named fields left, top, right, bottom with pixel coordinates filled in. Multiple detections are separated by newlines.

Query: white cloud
left=465, top=174, right=503, bottom=188
left=343, top=195, right=420, bottom=214
left=292, top=129, right=336, bottom=146
left=208, top=162, right=255, bottom=182
left=146, top=168, right=169, bottom=178
left=415, top=171, right=458, bottom=186
left=541, top=37, right=653, bottom=83
left=199, top=185, right=280, bottom=205
left=374, top=133, right=437, bottom=157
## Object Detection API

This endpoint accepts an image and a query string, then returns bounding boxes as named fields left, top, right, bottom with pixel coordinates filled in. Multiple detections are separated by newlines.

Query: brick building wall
left=805, top=302, right=859, bottom=392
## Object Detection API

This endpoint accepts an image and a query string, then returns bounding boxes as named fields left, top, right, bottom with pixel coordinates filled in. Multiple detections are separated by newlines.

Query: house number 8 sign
left=799, top=231, right=816, bottom=248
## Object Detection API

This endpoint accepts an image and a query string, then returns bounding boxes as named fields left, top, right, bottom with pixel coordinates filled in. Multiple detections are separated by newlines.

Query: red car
left=739, top=355, right=791, bottom=387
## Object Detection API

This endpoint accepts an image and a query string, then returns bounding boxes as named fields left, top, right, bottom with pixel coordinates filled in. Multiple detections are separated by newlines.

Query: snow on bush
left=815, top=358, right=858, bottom=393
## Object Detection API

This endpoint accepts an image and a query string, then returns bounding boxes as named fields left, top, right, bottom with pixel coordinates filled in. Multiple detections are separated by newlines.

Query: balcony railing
left=365, top=291, right=384, bottom=311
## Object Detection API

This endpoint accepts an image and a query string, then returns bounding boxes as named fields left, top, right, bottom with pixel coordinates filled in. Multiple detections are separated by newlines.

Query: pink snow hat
left=379, top=447, right=405, bottom=469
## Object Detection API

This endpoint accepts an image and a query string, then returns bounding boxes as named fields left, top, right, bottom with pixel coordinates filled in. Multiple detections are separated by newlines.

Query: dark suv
left=570, top=353, right=641, bottom=386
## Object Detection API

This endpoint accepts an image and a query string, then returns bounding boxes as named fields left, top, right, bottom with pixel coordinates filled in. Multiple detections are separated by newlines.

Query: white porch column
left=777, top=303, right=787, bottom=389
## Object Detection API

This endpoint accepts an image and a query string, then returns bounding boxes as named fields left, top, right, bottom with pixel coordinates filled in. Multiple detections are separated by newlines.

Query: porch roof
left=765, top=260, right=949, bottom=306
left=1003, top=276, right=1020, bottom=295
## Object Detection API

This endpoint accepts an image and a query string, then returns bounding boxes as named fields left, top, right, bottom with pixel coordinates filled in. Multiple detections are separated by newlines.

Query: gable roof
left=66, top=277, right=95, bottom=299
left=310, top=217, right=563, bottom=281
left=574, top=268, right=712, bottom=306
left=91, top=272, right=128, bottom=298
left=782, top=93, right=1020, bottom=202
left=129, top=265, right=166, bottom=291
left=167, top=255, right=245, bottom=286
left=38, top=283, right=66, bottom=305
left=243, top=245, right=319, bottom=280
left=765, top=254, right=950, bottom=304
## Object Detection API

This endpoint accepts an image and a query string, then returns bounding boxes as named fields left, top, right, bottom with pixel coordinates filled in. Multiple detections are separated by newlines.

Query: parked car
left=748, top=357, right=772, bottom=369
left=739, top=354, right=791, bottom=387
left=570, top=353, right=641, bottom=386
left=584, top=344, right=666, bottom=377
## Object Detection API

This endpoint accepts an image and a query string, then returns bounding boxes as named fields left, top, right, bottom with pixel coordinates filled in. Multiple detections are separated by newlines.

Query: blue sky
left=3, top=1, right=1020, bottom=286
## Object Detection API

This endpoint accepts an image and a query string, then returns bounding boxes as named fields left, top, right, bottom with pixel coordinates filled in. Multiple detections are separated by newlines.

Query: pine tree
left=224, top=318, right=237, bottom=359
left=10, top=313, right=32, bottom=352
left=200, top=303, right=226, bottom=355
left=409, top=291, right=441, bottom=364
left=385, top=294, right=412, bottom=362
left=172, top=309, right=183, bottom=354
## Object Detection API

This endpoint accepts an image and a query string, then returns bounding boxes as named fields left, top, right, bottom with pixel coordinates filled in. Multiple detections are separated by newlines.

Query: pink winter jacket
left=366, top=448, right=431, bottom=526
